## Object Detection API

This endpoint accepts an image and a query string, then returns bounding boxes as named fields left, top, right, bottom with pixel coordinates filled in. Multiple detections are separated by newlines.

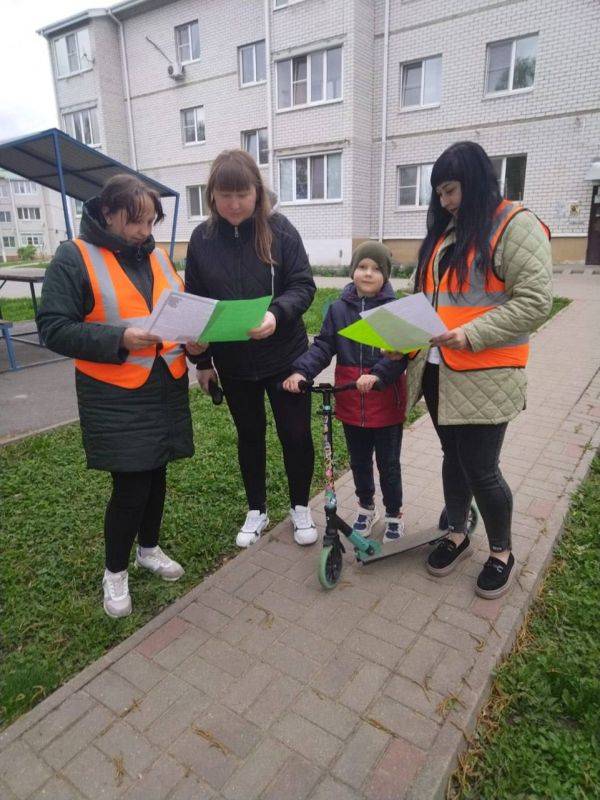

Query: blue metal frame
left=0, top=128, right=179, bottom=254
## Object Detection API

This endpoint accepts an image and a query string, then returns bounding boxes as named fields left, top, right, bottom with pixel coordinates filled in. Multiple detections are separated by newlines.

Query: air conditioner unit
left=168, top=64, right=185, bottom=81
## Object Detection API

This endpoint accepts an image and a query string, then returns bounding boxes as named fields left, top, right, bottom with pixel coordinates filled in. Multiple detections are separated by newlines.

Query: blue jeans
left=343, top=423, right=403, bottom=517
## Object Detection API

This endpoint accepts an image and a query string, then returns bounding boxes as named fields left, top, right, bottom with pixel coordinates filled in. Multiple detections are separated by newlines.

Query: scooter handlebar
left=277, top=378, right=384, bottom=393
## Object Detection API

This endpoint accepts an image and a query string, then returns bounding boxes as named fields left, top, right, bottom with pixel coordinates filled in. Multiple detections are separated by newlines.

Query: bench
left=1, top=318, right=18, bottom=371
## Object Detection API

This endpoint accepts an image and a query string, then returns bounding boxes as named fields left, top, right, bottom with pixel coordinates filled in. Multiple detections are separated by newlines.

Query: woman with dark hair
left=38, top=174, right=194, bottom=618
left=402, top=141, right=552, bottom=598
left=185, top=149, right=317, bottom=548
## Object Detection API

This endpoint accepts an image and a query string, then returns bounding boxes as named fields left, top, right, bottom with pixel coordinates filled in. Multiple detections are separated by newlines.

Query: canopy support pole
left=53, top=130, right=72, bottom=240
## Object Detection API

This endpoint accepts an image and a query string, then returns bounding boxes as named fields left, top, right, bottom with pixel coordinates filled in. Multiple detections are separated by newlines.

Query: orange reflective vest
left=423, top=200, right=550, bottom=371
left=73, top=239, right=187, bottom=388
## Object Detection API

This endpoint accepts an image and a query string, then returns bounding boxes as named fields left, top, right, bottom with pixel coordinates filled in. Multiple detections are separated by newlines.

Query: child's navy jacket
left=292, top=281, right=407, bottom=427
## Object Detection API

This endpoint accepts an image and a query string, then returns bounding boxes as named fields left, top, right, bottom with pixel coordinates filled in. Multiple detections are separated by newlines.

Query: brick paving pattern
left=1, top=274, right=599, bottom=799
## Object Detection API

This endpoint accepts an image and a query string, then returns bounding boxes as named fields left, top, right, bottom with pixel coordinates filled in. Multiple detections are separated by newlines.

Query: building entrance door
left=586, top=184, right=600, bottom=265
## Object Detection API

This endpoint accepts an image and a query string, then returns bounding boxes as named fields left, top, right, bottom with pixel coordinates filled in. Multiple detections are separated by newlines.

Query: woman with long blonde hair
left=185, top=150, right=317, bottom=547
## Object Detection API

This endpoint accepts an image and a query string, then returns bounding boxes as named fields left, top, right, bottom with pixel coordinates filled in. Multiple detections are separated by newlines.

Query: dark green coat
left=37, top=199, right=194, bottom=472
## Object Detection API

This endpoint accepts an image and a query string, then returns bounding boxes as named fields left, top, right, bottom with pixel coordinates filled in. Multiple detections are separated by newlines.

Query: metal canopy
left=0, top=128, right=180, bottom=257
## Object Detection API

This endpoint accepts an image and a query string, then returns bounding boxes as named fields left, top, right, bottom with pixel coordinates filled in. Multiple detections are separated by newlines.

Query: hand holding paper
left=338, top=292, right=447, bottom=353
left=141, top=290, right=272, bottom=344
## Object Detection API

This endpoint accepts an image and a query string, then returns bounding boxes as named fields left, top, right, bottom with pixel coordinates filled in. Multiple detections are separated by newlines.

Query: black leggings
left=104, top=466, right=166, bottom=572
left=422, top=363, right=512, bottom=552
left=219, top=371, right=314, bottom=512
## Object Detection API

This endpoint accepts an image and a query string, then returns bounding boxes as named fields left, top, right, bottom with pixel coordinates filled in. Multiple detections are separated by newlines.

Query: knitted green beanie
left=349, top=241, right=392, bottom=282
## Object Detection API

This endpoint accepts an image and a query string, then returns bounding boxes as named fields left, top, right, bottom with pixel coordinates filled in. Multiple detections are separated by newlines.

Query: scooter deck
left=357, top=526, right=447, bottom=565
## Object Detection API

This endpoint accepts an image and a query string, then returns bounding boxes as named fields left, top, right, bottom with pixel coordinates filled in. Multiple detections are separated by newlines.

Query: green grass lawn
left=450, top=455, right=600, bottom=800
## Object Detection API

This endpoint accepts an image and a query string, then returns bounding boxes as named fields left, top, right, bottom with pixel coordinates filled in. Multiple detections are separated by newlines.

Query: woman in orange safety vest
left=396, top=141, right=552, bottom=599
left=39, top=175, right=197, bottom=618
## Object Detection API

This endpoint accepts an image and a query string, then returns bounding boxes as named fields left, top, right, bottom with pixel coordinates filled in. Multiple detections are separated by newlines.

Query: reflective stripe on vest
left=424, top=200, right=549, bottom=371
left=73, top=239, right=187, bottom=388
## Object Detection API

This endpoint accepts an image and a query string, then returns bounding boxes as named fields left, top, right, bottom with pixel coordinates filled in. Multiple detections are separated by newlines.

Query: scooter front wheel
left=318, top=544, right=343, bottom=590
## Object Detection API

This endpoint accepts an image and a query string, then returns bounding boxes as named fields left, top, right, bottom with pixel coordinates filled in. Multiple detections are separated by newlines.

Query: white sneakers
left=351, top=507, right=380, bottom=538
left=135, top=545, right=185, bottom=581
left=236, top=510, right=270, bottom=548
left=290, top=505, right=318, bottom=546
left=236, top=506, right=318, bottom=548
left=103, top=569, right=132, bottom=619
left=103, top=546, right=184, bottom=618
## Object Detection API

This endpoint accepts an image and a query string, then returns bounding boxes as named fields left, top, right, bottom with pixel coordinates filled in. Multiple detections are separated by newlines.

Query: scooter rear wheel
left=438, top=504, right=478, bottom=535
left=318, top=544, right=343, bottom=589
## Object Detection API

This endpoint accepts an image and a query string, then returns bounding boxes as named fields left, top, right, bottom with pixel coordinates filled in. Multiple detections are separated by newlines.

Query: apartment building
left=39, top=0, right=600, bottom=265
left=0, top=170, right=67, bottom=262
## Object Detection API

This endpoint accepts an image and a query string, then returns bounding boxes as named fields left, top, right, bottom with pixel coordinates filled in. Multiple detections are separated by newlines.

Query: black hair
left=414, top=141, right=502, bottom=295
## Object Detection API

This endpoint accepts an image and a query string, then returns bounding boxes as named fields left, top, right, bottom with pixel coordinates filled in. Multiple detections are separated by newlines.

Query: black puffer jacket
left=185, top=213, right=316, bottom=380
left=37, top=199, right=194, bottom=472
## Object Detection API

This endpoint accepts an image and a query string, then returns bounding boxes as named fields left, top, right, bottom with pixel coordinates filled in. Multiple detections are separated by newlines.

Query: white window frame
left=63, top=108, right=100, bottom=147
left=396, top=163, right=434, bottom=209
left=74, top=199, right=84, bottom=218
left=0, top=182, right=9, bottom=198
left=175, top=20, right=200, bottom=65
left=2, top=236, right=16, bottom=248
left=11, top=180, right=37, bottom=195
left=242, top=128, right=269, bottom=166
left=17, top=207, right=42, bottom=221
left=484, top=34, right=538, bottom=97
left=490, top=154, right=527, bottom=200
left=180, top=106, right=206, bottom=146
left=278, top=151, right=343, bottom=205
left=186, top=185, right=207, bottom=220
left=21, top=234, right=44, bottom=247
left=274, top=0, right=306, bottom=8
left=276, top=46, right=343, bottom=111
left=238, top=40, right=266, bottom=87
left=53, top=28, right=92, bottom=79
left=0, top=211, right=12, bottom=223
left=399, top=55, right=442, bottom=110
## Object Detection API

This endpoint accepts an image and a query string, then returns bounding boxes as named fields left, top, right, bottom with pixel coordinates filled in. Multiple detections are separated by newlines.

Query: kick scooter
left=299, top=380, right=478, bottom=589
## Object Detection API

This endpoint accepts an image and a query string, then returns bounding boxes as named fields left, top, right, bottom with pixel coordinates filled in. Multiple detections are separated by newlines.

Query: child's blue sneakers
left=352, top=506, right=379, bottom=538
left=382, top=516, right=405, bottom=543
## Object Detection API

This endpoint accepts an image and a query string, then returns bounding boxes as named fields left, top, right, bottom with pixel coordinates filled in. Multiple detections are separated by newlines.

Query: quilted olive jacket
left=407, top=209, right=553, bottom=424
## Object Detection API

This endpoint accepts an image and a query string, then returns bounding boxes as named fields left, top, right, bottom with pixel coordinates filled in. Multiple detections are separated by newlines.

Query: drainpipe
left=107, top=10, right=138, bottom=169
left=377, top=0, right=390, bottom=242
left=264, top=0, right=274, bottom=189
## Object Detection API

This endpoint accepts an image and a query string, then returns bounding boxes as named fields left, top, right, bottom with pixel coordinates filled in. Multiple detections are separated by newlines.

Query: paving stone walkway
left=1, top=274, right=599, bottom=800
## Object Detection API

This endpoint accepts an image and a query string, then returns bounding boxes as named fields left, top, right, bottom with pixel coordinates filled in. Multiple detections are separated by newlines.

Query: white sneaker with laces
left=236, top=510, right=269, bottom=548
left=290, top=505, right=318, bottom=545
left=102, top=569, right=132, bottom=618
left=135, top=546, right=184, bottom=581
left=352, top=506, right=380, bottom=538
left=382, top=516, right=406, bottom=543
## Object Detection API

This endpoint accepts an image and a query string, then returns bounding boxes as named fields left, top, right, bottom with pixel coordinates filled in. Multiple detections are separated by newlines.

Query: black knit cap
left=350, top=241, right=392, bottom=282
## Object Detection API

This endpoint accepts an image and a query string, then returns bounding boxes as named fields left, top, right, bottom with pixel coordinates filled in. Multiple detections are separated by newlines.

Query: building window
left=400, top=55, right=442, bottom=108
left=181, top=106, right=205, bottom=145
left=175, top=20, right=200, bottom=64
left=21, top=234, right=44, bottom=247
left=397, top=164, right=433, bottom=207
left=17, top=207, right=41, bottom=221
left=277, top=46, right=342, bottom=109
left=485, top=34, right=537, bottom=94
left=279, top=152, right=342, bottom=203
left=0, top=211, right=11, bottom=222
left=0, top=182, right=9, bottom=197
left=239, top=41, right=266, bottom=86
left=63, top=108, right=100, bottom=146
left=242, top=129, right=269, bottom=166
left=186, top=185, right=208, bottom=219
left=11, top=180, right=37, bottom=194
left=74, top=199, right=84, bottom=217
left=490, top=155, right=527, bottom=201
left=2, top=236, right=16, bottom=248
left=274, top=0, right=306, bottom=7
left=53, top=28, right=92, bottom=78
